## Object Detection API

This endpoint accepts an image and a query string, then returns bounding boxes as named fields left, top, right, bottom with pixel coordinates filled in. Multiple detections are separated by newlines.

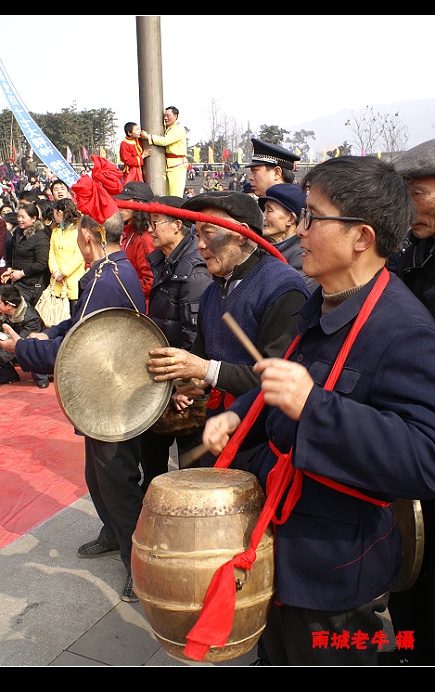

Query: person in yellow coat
left=142, top=106, right=187, bottom=197
left=49, top=198, right=86, bottom=314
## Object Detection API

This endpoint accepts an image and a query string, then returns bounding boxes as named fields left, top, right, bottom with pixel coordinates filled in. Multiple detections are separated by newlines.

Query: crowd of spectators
left=0, top=156, right=78, bottom=211
left=0, top=154, right=88, bottom=389
left=183, top=162, right=250, bottom=198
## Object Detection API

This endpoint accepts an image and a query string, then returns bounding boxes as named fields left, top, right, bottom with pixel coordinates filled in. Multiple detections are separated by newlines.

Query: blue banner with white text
left=0, top=59, right=79, bottom=188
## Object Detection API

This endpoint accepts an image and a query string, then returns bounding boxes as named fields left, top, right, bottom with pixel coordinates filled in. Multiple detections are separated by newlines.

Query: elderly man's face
left=407, top=176, right=435, bottom=239
left=194, top=208, right=251, bottom=277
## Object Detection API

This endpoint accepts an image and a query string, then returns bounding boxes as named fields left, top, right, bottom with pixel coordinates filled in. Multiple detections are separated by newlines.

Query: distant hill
left=290, top=98, right=435, bottom=157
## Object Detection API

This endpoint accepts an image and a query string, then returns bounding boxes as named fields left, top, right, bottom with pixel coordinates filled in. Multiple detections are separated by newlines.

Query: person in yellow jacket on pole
left=142, top=106, right=187, bottom=197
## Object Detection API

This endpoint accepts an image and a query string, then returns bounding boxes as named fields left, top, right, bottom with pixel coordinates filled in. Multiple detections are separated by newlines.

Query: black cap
left=181, top=190, right=264, bottom=235
left=114, top=181, right=154, bottom=202
left=246, top=138, right=300, bottom=170
left=393, top=139, right=435, bottom=179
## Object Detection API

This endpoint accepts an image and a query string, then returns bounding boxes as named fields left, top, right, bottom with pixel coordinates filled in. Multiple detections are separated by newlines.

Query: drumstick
left=179, top=443, right=209, bottom=468
left=180, top=312, right=263, bottom=469
left=222, top=312, right=263, bottom=363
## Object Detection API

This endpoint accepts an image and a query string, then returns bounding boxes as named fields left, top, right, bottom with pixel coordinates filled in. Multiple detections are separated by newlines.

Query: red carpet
left=0, top=368, right=87, bottom=549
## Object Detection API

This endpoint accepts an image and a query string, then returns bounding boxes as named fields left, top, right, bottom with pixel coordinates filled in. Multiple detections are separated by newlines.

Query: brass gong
left=391, top=498, right=425, bottom=592
left=54, top=308, right=173, bottom=442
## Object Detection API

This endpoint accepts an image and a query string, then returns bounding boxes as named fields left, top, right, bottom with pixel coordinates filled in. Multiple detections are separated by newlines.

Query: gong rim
left=392, top=497, right=425, bottom=592
left=54, top=308, right=173, bottom=442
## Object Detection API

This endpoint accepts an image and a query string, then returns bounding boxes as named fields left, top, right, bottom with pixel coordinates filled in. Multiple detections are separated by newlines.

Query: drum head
left=54, top=308, right=173, bottom=442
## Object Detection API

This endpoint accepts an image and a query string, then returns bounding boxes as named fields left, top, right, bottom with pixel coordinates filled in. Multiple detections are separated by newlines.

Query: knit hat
left=258, top=183, right=307, bottom=222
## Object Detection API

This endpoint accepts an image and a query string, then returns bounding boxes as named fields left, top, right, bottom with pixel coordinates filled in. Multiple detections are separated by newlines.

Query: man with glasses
left=139, top=195, right=213, bottom=488
left=200, top=156, right=435, bottom=666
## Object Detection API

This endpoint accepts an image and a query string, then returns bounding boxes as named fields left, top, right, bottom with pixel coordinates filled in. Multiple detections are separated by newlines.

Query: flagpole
left=9, top=113, right=13, bottom=163
left=136, top=16, right=166, bottom=195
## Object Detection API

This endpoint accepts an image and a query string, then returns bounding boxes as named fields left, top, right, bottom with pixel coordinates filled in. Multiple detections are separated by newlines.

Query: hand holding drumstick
left=180, top=312, right=315, bottom=467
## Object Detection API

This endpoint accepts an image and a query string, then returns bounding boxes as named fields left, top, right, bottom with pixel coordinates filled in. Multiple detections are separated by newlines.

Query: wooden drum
left=131, top=467, right=275, bottom=662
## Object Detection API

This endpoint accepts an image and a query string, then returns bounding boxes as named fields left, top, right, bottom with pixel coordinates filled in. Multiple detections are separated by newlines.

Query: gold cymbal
left=54, top=308, right=172, bottom=442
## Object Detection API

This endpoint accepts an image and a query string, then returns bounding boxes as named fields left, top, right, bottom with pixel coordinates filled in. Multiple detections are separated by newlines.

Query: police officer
left=245, top=138, right=300, bottom=198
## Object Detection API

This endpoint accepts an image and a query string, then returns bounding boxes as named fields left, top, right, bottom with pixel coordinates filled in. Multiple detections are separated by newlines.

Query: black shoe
left=122, top=574, right=139, bottom=603
left=37, top=380, right=49, bottom=389
left=77, top=538, right=120, bottom=558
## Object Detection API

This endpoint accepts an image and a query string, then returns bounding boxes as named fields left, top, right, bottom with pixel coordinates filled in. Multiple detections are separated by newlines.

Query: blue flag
left=0, top=59, right=79, bottom=188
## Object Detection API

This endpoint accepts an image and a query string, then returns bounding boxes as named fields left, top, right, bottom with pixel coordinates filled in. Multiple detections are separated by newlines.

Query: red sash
left=183, top=267, right=391, bottom=661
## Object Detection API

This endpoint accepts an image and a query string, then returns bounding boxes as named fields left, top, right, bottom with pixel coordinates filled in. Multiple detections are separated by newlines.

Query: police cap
left=246, top=138, right=300, bottom=170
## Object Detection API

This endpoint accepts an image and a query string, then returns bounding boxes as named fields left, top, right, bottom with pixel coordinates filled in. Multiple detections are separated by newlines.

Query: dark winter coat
left=10, top=220, right=49, bottom=305
left=148, top=233, right=212, bottom=350
left=230, top=270, right=435, bottom=610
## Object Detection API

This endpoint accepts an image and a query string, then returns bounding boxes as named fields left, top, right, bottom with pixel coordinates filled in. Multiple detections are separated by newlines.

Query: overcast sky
left=1, top=15, right=434, bottom=148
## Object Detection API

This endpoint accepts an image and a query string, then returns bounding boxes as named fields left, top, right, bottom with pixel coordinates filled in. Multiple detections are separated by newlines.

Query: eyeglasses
left=150, top=219, right=170, bottom=231
left=300, top=208, right=369, bottom=231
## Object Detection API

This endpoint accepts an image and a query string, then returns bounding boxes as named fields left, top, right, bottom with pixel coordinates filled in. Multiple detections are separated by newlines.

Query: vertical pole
left=136, top=15, right=166, bottom=196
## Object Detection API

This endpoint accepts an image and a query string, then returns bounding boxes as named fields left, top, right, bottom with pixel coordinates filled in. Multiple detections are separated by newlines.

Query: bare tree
left=206, top=98, right=226, bottom=151
left=345, top=106, right=382, bottom=154
left=345, top=106, right=410, bottom=157
left=378, top=112, right=410, bottom=157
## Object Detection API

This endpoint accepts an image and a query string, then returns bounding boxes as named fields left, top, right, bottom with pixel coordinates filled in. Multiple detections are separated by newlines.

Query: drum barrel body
left=131, top=468, right=275, bottom=662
